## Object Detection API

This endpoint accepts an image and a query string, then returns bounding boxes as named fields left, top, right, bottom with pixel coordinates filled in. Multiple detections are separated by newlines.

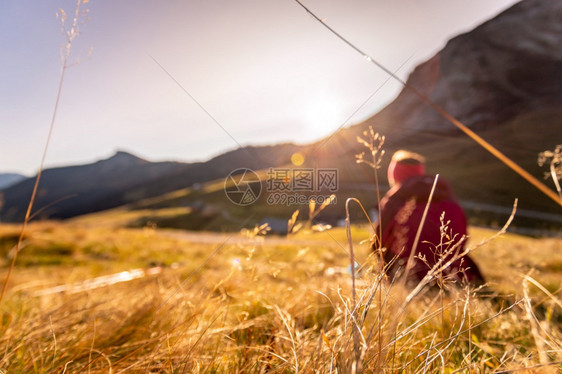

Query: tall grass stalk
left=345, top=198, right=361, bottom=370
left=356, top=126, right=386, bottom=372
left=538, top=145, right=562, bottom=203
left=399, top=174, right=439, bottom=290
left=0, top=0, right=88, bottom=304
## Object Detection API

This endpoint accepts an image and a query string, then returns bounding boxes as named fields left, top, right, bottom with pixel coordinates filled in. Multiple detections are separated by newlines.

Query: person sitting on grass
left=371, top=150, right=485, bottom=286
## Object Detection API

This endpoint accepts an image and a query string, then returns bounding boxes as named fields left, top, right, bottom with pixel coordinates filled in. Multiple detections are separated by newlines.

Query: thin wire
left=149, top=54, right=255, bottom=160
left=311, top=54, right=413, bottom=154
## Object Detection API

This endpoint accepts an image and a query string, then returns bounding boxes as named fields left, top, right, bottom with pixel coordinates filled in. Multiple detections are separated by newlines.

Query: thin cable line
left=311, top=54, right=413, bottom=154
left=149, top=54, right=255, bottom=160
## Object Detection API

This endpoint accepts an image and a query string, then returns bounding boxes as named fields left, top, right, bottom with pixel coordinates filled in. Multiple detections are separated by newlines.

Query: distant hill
left=118, top=143, right=301, bottom=201
left=0, top=145, right=299, bottom=222
left=0, top=151, right=190, bottom=221
left=0, top=173, right=25, bottom=190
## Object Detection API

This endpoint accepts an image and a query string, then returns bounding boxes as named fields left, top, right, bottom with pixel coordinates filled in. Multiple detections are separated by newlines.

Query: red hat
left=388, top=158, right=425, bottom=186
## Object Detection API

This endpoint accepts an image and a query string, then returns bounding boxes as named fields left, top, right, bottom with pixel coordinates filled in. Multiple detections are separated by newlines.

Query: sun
left=302, top=94, right=345, bottom=141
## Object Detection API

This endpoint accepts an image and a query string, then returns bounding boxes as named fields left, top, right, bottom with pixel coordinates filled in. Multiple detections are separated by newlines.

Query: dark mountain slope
left=0, top=144, right=300, bottom=222
left=123, top=143, right=301, bottom=200
left=0, top=152, right=190, bottom=221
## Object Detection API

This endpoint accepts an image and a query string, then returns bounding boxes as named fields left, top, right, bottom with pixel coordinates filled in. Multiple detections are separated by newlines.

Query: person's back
left=373, top=150, right=484, bottom=285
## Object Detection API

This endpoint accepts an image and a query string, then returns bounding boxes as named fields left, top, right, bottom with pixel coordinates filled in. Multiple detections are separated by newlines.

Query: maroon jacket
left=374, top=175, right=484, bottom=284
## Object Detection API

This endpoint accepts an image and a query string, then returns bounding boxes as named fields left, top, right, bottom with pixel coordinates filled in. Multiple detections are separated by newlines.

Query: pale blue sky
left=1, top=0, right=519, bottom=175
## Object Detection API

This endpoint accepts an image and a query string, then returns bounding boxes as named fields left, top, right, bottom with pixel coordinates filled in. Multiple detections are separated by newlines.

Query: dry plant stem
left=400, top=174, right=439, bottom=289
left=62, top=360, right=74, bottom=374
left=275, top=305, right=299, bottom=373
left=466, top=288, right=472, bottom=370
left=343, top=198, right=378, bottom=295
left=345, top=197, right=362, bottom=368
left=293, top=0, right=561, bottom=207
left=494, top=362, right=562, bottom=374
left=400, top=299, right=519, bottom=370
left=342, top=198, right=390, bottom=373
left=521, top=277, right=562, bottom=357
left=523, top=281, right=550, bottom=366
left=89, top=350, right=112, bottom=373
left=550, top=161, right=562, bottom=201
left=49, top=316, right=57, bottom=372
left=334, top=289, right=367, bottom=371
left=0, top=0, right=84, bottom=305
left=374, top=167, right=383, bottom=254
left=538, top=146, right=562, bottom=202
left=404, top=198, right=517, bottom=307
left=522, top=274, right=562, bottom=311
left=28, top=194, right=78, bottom=221
left=379, top=199, right=519, bottom=366
left=88, top=318, right=97, bottom=374
left=345, top=199, right=358, bottom=310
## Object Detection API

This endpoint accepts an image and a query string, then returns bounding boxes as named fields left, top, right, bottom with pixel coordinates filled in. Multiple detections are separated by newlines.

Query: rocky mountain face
left=383, top=0, right=561, bottom=136
left=306, top=0, right=562, bottom=224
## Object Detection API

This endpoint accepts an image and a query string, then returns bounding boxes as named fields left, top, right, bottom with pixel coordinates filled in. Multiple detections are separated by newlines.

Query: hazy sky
left=1, top=0, right=520, bottom=175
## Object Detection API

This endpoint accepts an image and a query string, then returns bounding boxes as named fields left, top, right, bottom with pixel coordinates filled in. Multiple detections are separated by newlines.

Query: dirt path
left=158, top=229, right=345, bottom=248
left=31, top=229, right=353, bottom=297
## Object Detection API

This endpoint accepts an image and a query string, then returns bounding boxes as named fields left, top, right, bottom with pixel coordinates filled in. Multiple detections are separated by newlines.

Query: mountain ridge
left=0, top=173, right=26, bottom=190
left=0, top=150, right=190, bottom=221
left=0, top=144, right=301, bottom=221
left=1, top=0, right=560, bottom=227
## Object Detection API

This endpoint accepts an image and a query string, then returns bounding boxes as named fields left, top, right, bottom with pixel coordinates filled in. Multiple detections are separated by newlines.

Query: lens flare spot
left=291, top=152, right=305, bottom=166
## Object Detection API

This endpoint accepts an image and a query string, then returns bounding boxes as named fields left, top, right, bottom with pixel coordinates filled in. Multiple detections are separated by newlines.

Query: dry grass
left=3, top=1, right=560, bottom=371
left=0, top=222, right=560, bottom=373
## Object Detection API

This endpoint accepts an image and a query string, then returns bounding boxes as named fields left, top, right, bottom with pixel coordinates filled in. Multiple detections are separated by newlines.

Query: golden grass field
left=2, top=1, right=560, bottom=371
left=0, top=219, right=560, bottom=373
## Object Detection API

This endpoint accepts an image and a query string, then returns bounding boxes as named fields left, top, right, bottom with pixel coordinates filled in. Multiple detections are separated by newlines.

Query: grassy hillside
left=68, top=168, right=330, bottom=232
left=0, top=221, right=560, bottom=372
